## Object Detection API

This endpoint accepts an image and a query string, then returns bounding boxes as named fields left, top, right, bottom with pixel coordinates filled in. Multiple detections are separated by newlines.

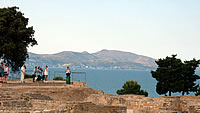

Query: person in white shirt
left=20, top=64, right=26, bottom=83
left=44, top=65, right=48, bottom=82
left=65, top=66, right=71, bottom=84
left=32, top=66, right=37, bottom=82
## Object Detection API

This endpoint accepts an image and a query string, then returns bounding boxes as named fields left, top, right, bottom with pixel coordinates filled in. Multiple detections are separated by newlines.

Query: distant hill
left=26, top=49, right=157, bottom=70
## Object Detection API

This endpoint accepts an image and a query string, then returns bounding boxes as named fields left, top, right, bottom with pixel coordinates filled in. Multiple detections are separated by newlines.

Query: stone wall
left=85, top=94, right=200, bottom=113
left=0, top=81, right=200, bottom=113
left=0, top=84, right=126, bottom=113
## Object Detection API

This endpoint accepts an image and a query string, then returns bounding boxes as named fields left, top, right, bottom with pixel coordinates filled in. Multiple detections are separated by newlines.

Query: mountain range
left=26, top=49, right=157, bottom=70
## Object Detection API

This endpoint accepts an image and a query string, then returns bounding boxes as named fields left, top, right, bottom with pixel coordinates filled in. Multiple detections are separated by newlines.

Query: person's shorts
left=4, top=73, right=8, bottom=77
left=37, top=75, right=41, bottom=81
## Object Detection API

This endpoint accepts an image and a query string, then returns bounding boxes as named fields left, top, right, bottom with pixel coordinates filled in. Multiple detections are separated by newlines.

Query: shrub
left=116, top=80, right=148, bottom=97
left=53, top=76, right=64, bottom=80
left=25, top=74, right=32, bottom=79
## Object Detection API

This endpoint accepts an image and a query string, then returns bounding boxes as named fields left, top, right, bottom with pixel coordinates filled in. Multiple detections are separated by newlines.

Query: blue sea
left=19, top=68, right=200, bottom=97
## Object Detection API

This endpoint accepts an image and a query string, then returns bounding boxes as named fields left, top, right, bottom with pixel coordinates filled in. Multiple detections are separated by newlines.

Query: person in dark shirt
left=0, top=63, right=4, bottom=82
left=37, top=66, right=42, bottom=81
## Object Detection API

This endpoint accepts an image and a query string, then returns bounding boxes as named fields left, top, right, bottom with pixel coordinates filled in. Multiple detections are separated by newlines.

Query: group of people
left=32, top=65, right=48, bottom=82
left=20, top=64, right=48, bottom=83
left=0, top=63, right=70, bottom=84
left=0, top=63, right=10, bottom=83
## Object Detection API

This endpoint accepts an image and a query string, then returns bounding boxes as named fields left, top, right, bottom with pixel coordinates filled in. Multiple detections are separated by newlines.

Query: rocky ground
left=0, top=79, right=199, bottom=113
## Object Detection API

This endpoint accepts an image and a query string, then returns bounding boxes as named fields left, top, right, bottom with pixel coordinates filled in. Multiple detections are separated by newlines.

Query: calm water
left=28, top=68, right=158, bottom=97
left=22, top=68, right=200, bottom=97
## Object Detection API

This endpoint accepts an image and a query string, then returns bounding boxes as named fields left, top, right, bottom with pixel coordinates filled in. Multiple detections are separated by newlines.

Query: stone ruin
left=0, top=80, right=199, bottom=113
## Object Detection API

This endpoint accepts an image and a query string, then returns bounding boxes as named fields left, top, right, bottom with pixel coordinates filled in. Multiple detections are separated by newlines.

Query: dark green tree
left=0, top=7, right=37, bottom=70
left=195, top=86, right=200, bottom=96
left=117, top=80, right=148, bottom=97
left=151, top=55, right=200, bottom=96
left=151, top=55, right=183, bottom=96
left=180, top=59, right=200, bottom=95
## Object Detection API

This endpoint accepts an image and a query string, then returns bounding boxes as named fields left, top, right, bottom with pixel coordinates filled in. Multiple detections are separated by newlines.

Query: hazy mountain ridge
left=26, top=50, right=157, bottom=70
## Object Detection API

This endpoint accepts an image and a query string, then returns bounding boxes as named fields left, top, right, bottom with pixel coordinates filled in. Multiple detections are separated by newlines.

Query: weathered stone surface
left=86, top=94, right=200, bottom=113
left=0, top=81, right=126, bottom=113
left=0, top=80, right=199, bottom=113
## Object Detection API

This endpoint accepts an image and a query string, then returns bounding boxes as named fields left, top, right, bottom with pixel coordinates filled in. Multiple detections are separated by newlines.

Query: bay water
left=23, top=68, right=200, bottom=97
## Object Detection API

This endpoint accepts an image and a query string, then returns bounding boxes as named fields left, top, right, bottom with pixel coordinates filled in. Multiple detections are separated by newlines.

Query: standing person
left=32, top=66, right=37, bottom=82
left=39, top=67, right=44, bottom=81
left=0, top=63, right=4, bottom=83
left=37, top=67, right=42, bottom=81
left=44, top=65, right=48, bottom=82
left=3, top=64, right=9, bottom=83
left=65, top=66, right=71, bottom=84
left=20, top=64, right=26, bottom=83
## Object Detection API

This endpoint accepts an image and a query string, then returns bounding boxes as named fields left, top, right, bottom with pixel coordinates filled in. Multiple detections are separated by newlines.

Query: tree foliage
left=151, top=55, right=200, bottom=96
left=195, top=86, right=200, bottom=96
left=0, top=7, right=37, bottom=70
left=116, top=80, right=148, bottom=97
left=180, top=59, right=200, bottom=95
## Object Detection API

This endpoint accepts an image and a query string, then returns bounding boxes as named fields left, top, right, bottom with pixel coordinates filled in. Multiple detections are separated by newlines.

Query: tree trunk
left=169, top=91, right=171, bottom=96
left=182, top=91, right=185, bottom=96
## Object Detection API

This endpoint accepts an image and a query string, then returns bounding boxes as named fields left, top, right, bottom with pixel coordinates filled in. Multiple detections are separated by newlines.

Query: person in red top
left=3, top=64, right=9, bottom=83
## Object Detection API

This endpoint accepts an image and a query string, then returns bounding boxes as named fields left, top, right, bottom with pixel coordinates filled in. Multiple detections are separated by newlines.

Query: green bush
left=25, top=74, right=32, bottom=79
left=116, top=80, right=148, bottom=97
left=53, top=76, right=64, bottom=80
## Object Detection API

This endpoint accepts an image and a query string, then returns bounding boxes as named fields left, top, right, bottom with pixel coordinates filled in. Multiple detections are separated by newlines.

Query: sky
left=0, top=0, right=200, bottom=60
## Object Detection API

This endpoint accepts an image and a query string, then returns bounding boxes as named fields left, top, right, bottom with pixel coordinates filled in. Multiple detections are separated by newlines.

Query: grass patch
left=53, top=76, right=64, bottom=80
left=25, top=74, right=32, bottom=79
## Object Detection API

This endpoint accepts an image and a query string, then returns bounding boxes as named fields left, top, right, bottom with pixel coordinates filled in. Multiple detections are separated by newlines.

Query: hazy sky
left=1, top=0, right=200, bottom=60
